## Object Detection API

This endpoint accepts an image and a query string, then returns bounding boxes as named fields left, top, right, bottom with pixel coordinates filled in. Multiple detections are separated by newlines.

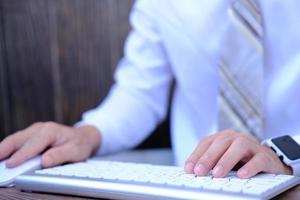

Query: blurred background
left=0, top=0, right=171, bottom=149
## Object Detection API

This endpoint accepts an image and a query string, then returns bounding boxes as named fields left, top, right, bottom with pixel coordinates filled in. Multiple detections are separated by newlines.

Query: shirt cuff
left=74, top=116, right=118, bottom=156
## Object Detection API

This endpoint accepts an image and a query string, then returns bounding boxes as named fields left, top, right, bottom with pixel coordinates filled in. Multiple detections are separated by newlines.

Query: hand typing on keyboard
left=184, top=130, right=292, bottom=179
left=0, top=122, right=101, bottom=169
left=0, top=123, right=292, bottom=180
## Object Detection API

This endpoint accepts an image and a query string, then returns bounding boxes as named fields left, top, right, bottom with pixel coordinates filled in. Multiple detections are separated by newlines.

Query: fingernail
left=195, top=164, right=206, bottom=175
left=238, top=169, right=248, bottom=178
left=185, top=162, right=195, bottom=173
left=42, top=156, right=53, bottom=167
left=212, top=165, right=224, bottom=177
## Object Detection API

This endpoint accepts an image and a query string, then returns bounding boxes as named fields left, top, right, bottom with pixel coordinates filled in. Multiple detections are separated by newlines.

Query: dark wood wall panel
left=0, top=3, right=11, bottom=137
left=107, top=0, right=133, bottom=71
left=1, top=0, right=56, bottom=133
left=0, top=0, right=134, bottom=138
left=53, top=0, right=133, bottom=125
left=0, top=0, right=171, bottom=149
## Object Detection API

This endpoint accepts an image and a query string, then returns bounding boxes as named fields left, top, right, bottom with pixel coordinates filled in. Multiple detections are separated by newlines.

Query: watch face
left=272, top=135, right=300, bottom=160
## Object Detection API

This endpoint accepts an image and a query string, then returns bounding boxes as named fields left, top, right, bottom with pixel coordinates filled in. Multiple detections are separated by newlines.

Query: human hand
left=184, top=130, right=292, bottom=178
left=0, top=122, right=101, bottom=168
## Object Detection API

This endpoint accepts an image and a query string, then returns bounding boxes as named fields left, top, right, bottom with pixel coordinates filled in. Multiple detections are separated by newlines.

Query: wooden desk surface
left=0, top=188, right=97, bottom=200
left=1, top=149, right=300, bottom=200
left=1, top=185, right=300, bottom=200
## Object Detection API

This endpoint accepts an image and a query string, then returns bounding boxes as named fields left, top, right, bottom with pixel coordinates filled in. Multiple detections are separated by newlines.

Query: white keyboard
left=15, top=160, right=300, bottom=200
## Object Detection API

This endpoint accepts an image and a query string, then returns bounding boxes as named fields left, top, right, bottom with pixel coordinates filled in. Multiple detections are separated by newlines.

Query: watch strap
left=289, top=135, right=300, bottom=176
left=291, top=162, right=300, bottom=176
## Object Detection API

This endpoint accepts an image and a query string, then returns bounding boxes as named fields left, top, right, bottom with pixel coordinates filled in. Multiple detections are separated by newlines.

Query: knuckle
left=36, top=130, right=52, bottom=140
left=216, top=132, right=227, bottom=140
left=199, top=135, right=213, bottom=144
left=215, top=134, right=231, bottom=144
left=43, top=121, right=57, bottom=129
left=219, top=130, right=230, bottom=137
left=2, top=134, right=20, bottom=146
left=6, top=135, right=21, bottom=146
left=222, top=129, right=232, bottom=133
left=235, top=136, right=248, bottom=146
left=42, top=132, right=54, bottom=143
left=3, top=134, right=15, bottom=142
left=10, top=130, right=24, bottom=138
left=186, top=153, right=199, bottom=163
left=31, top=122, right=43, bottom=128
left=207, top=134, right=216, bottom=139
left=23, top=139, right=36, bottom=148
left=232, top=138, right=251, bottom=155
left=225, top=129, right=235, bottom=134
left=218, top=129, right=237, bottom=138
left=242, top=134, right=255, bottom=141
left=215, top=158, right=227, bottom=168
left=201, top=151, right=213, bottom=162
left=238, top=133, right=249, bottom=140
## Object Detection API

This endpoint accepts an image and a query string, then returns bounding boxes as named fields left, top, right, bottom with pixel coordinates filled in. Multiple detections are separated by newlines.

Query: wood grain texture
left=0, top=1, right=12, bottom=137
left=0, top=0, right=171, bottom=149
left=0, top=188, right=99, bottom=200
left=0, top=184, right=300, bottom=200
left=52, top=0, right=133, bottom=125
left=1, top=0, right=56, bottom=133
left=0, top=0, right=134, bottom=137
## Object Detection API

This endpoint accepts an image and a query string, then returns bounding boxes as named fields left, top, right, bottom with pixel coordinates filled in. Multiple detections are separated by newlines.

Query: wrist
left=263, top=135, right=300, bottom=176
left=262, top=144, right=292, bottom=175
left=282, top=164, right=293, bottom=175
left=75, top=125, right=102, bottom=156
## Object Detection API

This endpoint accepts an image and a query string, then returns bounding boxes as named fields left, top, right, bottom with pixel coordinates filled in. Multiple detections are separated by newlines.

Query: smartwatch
left=264, top=135, right=300, bottom=176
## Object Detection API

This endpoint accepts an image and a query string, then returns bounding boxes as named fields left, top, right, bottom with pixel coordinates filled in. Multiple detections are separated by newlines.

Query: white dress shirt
left=77, top=0, right=300, bottom=166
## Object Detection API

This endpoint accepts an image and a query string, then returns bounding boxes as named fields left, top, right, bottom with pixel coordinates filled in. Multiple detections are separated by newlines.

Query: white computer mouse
left=0, top=156, right=41, bottom=187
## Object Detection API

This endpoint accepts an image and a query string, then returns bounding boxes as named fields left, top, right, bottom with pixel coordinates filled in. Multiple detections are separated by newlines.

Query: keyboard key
left=22, top=160, right=300, bottom=200
left=243, top=185, right=270, bottom=195
left=222, top=182, right=244, bottom=192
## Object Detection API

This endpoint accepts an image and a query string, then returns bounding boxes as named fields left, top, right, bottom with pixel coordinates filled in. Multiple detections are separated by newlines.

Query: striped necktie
left=218, top=0, right=264, bottom=140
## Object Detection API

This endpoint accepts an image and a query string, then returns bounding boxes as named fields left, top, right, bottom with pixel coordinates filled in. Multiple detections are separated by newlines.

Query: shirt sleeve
left=76, top=0, right=173, bottom=155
